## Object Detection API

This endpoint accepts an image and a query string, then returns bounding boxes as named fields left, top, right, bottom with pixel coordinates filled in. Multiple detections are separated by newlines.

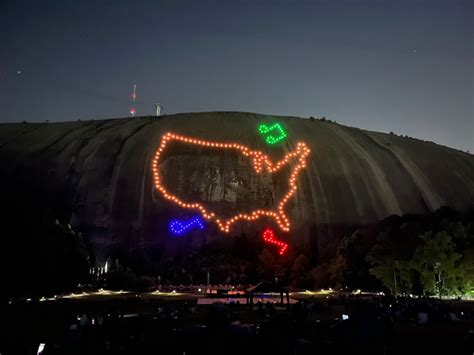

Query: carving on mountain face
left=161, top=155, right=274, bottom=212
left=205, top=166, right=223, bottom=202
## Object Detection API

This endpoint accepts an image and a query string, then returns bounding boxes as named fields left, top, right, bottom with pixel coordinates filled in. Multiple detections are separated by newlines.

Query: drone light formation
left=152, top=132, right=310, bottom=233
left=258, top=123, right=288, bottom=145
left=262, top=228, right=288, bottom=255
left=169, top=216, right=205, bottom=236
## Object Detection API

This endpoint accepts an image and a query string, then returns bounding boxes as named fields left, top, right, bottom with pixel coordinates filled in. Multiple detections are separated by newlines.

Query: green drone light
left=258, top=123, right=288, bottom=145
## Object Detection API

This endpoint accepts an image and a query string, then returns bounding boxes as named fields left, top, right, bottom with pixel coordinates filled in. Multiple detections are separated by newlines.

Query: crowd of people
left=2, top=294, right=473, bottom=355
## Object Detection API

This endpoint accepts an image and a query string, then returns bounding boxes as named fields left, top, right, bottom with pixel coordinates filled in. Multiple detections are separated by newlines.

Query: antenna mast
left=130, top=84, right=137, bottom=117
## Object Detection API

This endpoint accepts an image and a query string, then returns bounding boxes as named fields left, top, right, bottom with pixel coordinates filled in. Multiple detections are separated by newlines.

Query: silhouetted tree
left=291, top=254, right=310, bottom=288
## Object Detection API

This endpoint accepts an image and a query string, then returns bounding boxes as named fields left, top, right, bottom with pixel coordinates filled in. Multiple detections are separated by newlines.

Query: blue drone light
left=169, top=216, right=205, bottom=236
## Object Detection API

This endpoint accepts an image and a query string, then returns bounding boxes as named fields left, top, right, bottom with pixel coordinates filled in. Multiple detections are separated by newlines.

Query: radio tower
left=130, top=84, right=137, bottom=117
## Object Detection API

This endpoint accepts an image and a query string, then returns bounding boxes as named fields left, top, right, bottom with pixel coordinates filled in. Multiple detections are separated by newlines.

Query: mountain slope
left=1, top=112, right=473, bottom=258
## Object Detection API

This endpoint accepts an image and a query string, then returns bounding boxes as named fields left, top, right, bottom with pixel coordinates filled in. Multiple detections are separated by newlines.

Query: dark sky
left=1, top=0, right=472, bottom=151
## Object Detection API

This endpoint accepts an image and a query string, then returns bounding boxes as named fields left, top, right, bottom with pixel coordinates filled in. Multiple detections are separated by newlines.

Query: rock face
left=0, top=112, right=473, bottom=259
left=156, top=135, right=278, bottom=220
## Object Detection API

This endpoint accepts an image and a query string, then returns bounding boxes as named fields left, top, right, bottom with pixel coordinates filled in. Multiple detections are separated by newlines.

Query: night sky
left=1, top=0, right=472, bottom=151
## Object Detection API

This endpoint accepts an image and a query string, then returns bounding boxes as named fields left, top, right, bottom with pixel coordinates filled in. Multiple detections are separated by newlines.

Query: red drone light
left=262, top=228, right=288, bottom=255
